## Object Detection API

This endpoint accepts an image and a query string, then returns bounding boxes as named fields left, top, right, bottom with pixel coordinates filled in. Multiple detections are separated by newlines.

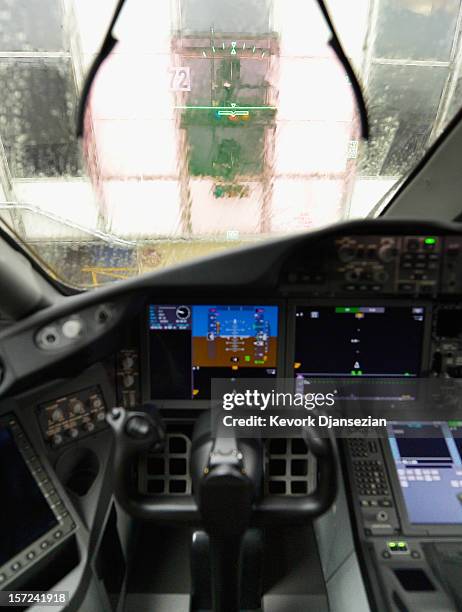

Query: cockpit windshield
left=1, top=0, right=461, bottom=288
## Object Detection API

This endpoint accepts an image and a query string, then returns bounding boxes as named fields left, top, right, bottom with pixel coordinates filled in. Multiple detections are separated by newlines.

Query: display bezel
left=142, top=299, right=286, bottom=408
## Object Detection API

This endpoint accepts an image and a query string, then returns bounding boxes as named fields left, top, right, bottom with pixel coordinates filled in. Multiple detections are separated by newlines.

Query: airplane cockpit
left=1, top=2, right=462, bottom=611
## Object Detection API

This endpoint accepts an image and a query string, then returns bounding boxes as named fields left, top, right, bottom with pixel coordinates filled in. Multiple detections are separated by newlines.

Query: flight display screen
left=148, top=304, right=278, bottom=399
left=0, top=427, right=57, bottom=565
left=389, top=422, right=462, bottom=525
left=294, top=305, right=425, bottom=379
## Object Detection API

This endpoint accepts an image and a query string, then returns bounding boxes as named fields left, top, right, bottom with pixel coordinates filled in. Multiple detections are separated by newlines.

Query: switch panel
left=282, top=234, right=462, bottom=297
left=37, top=386, right=107, bottom=448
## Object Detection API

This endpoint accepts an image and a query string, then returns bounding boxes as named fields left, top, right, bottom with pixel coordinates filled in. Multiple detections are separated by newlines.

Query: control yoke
left=107, top=404, right=337, bottom=612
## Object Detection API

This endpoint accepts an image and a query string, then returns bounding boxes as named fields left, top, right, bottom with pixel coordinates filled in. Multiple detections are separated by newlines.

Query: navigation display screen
left=0, top=427, right=57, bottom=565
left=389, top=422, right=462, bottom=525
left=148, top=304, right=279, bottom=399
left=294, top=305, right=425, bottom=379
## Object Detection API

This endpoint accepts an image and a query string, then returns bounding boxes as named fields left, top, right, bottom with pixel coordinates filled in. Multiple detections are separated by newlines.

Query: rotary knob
left=378, top=244, right=398, bottom=263
left=68, top=428, right=79, bottom=439
left=345, top=269, right=361, bottom=282
left=338, top=245, right=356, bottom=263
left=123, top=374, right=135, bottom=388
left=122, top=356, right=134, bottom=369
left=71, top=400, right=85, bottom=415
left=52, top=433, right=63, bottom=447
left=92, top=397, right=103, bottom=409
left=51, top=408, right=64, bottom=422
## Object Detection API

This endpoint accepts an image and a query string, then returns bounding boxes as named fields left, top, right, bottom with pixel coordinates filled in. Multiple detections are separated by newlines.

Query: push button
left=407, top=238, right=420, bottom=251
left=398, top=283, right=415, bottom=292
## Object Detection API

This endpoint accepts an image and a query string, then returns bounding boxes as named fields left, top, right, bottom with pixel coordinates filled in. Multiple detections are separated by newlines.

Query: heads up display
left=148, top=304, right=279, bottom=399
left=294, top=305, right=425, bottom=379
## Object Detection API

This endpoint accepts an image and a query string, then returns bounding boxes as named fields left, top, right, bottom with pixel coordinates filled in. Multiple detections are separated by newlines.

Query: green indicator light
left=425, top=237, right=437, bottom=245
left=404, top=372, right=410, bottom=376
left=351, top=371, right=357, bottom=376
left=398, top=542, right=407, bottom=548
left=357, top=370, right=363, bottom=376
left=388, top=542, right=398, bottom=550
left=336, top=307, right=359, bottom=314
left=254, top=360, right=264, bottom=365
left=245, top=355, right=251, bottom=362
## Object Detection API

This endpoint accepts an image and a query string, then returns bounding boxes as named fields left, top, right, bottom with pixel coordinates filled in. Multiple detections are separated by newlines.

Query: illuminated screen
left=389, top=422, right=462, bottom=524
left=148, top=304, right=278, bottom=399
left=294, top=305, right=425, bottom=379
left=0, top=427, right=57, bottom=565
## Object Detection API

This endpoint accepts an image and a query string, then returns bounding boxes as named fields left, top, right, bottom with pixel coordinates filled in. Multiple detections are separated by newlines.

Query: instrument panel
left=38, top=235, right=449, bottom=415
left=37, top=386, right=107, bottom=449
left=140, top=299, right=435, bottom=407
left=119, top=234, right=462, bottom=410
left=281, top=234, right=462, bottom=297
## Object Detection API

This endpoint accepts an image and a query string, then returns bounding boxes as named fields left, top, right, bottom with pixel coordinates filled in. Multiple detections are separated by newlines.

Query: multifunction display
left=294, top=305, right=425, bottom=379
left=389, top=421, right=462, bottom=524
left=0, top=426, right=57, bottom=566
left=148, top=304, right=278, bottom=399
